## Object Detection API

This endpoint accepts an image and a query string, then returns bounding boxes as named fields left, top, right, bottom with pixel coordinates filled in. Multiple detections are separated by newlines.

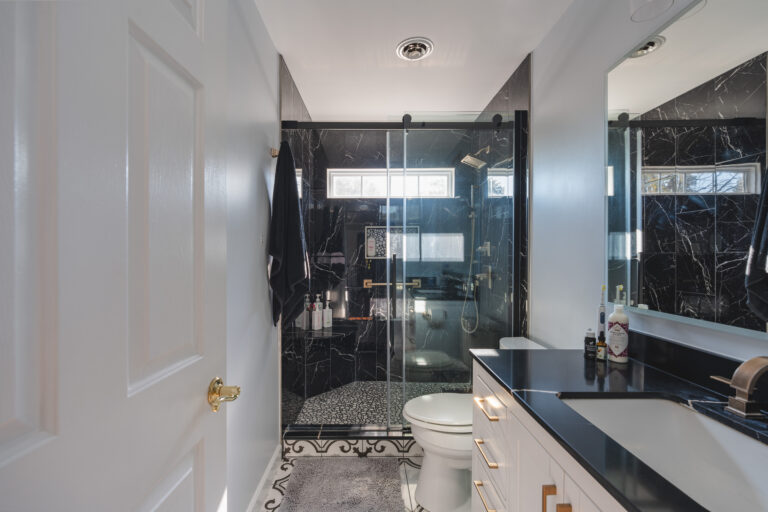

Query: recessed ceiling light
left=630, top=0, right=675, bottom=22
left=629, top=35, right=666, bottom=58
left=396, top=37, right=434, bottom=61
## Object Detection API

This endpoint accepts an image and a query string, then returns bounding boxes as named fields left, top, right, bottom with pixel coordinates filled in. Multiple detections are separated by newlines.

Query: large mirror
left=607, top=0, right=768, bottom=335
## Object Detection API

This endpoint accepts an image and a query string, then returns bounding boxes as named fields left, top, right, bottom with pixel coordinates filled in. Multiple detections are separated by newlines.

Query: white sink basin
left=562, top=398, right=768, bottom=511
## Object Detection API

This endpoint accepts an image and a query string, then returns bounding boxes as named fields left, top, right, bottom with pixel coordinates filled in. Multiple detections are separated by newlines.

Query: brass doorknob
left=208, top=377, right=240, bottom=412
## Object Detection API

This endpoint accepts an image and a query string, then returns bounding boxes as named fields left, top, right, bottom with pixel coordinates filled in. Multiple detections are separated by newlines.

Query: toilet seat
left=403, top=393, right=472, bottom=434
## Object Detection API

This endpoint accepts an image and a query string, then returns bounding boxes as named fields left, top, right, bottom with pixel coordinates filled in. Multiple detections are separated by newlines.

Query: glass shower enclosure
left=281, top=113, right=527, bottom=432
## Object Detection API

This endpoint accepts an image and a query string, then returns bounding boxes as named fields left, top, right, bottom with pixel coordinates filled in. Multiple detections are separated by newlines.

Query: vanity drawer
left=472, top=450, right=507, bottom=512
left=473, top=367, right=510, bottom=501
left=472, top=433, right=507, bottom=503
left=473, top=370, right=508, bottom=427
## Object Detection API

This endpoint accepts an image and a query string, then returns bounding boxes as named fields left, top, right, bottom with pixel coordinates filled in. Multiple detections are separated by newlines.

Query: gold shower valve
left=208, top=377, right=241, bottom=412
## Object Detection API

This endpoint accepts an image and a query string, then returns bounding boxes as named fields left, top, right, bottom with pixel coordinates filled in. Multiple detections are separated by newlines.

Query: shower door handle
left=390, top=253, right=397, bottom=319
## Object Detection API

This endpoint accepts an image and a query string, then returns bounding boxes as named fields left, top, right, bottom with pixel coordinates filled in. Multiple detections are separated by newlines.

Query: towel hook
left=270, top=147, right=280, bottom=158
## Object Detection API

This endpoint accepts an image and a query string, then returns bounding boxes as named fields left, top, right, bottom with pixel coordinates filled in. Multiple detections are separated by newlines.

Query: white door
left=0, top=1, right=231, bottom=510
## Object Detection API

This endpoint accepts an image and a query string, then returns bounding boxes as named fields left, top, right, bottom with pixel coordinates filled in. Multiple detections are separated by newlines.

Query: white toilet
left=403, top=393, right=473, bottom=512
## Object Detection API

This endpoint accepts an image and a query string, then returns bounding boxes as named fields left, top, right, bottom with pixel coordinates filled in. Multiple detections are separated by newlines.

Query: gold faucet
left=711, top=356, right=768, bottom=418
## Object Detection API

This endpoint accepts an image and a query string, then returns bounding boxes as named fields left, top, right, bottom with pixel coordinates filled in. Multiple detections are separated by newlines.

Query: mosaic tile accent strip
left=257, top=457, right=295, bottom=512
left=283, top=438, right=423, bottom=459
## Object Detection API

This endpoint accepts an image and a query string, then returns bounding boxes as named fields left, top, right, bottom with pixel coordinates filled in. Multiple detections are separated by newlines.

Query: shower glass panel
left=391, top=123, right=516, bottom=427
left=280, top=116, right=521, bottom=431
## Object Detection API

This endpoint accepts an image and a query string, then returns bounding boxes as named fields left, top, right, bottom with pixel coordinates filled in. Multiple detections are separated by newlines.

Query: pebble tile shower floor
left=294, top=381, right=471, bottom=425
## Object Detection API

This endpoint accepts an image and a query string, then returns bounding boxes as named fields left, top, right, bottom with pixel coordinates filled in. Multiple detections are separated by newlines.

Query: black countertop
left=470, top=349, right=767, bottom=512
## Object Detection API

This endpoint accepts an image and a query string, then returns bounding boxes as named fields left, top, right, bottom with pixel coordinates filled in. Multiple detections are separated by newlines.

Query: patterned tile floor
left=295, top=381, right=471, bottom=425
left=256, top=456, right=426, bottom=511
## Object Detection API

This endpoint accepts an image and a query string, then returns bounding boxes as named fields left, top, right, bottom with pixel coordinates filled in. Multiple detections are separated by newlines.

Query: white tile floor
left=257, top=455, right=425, bottom=511
left=400, top=457, right=425, bottom=512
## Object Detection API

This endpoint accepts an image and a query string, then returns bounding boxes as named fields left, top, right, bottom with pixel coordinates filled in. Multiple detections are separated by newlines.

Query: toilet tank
left=498, top=336, right=547, bottom=350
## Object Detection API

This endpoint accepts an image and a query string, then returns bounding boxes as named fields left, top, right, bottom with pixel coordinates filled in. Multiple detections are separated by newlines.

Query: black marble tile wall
left=280, top=125, right=519, bottom=390
left=627, top=330, right=768, bottom=402
left=638, top=52, right=766, bottom=331
left=283, top=326, right=360, bottom=400
left=478, top=54, right=530, bottom=337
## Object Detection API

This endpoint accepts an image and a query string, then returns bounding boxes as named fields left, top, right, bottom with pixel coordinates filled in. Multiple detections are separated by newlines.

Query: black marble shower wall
left=478, top=54, right=530, bottom=336
left=638, top=53, right=767, bottom=331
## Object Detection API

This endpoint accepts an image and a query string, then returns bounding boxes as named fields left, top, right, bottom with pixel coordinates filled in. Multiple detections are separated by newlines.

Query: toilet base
left=414, top=452, right=471, bottom=512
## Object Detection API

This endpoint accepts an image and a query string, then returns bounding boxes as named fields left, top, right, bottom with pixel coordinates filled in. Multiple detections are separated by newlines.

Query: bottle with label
left=607, top=304, right=629, bottom=364
left=596, top=332, right=607, bottom=361
left=311, top=294, right=323, bottom=331
left=297, top=294, right=311, bottom=330
left=584, top=328, right=596, bottom=359
left=322, top=293, right=333, bottom=329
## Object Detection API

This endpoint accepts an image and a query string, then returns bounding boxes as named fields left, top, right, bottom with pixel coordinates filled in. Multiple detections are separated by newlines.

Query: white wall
left=225, top=1, right=281, bottom=510
left=527, top=0, right=757, bottom=353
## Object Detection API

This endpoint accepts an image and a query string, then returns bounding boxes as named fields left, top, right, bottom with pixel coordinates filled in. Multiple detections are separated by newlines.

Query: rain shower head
left=461, top=154, right=487, bottom=170
left=461, top=146, right=491, bottom=170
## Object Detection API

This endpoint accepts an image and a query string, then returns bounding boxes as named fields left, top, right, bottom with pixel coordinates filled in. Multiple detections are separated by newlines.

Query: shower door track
left=281, top=120, right=515, bottom=130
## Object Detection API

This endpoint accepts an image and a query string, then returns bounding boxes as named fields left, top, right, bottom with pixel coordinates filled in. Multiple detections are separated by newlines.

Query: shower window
left=421, top=233, right=464, bottom=261
left=640, top=163, right=760, bottom=195
left=327, top=168, right=455, bottom=198
left=487, top=168, right=514, bottom=197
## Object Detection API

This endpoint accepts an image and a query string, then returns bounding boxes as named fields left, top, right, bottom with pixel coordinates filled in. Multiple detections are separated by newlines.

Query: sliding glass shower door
left=387, top=120, right=518, bottom=428
left=280, top=115, right=524, bottom=431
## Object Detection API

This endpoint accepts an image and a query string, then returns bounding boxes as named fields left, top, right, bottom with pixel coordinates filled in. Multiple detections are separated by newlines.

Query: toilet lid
left=405, top=350, right=456, bottom=369
left=403, top=393, right=472, bottom=427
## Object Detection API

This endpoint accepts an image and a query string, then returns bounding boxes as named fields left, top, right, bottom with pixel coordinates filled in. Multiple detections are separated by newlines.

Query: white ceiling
left=254, top=0, right=573, bottom=121
left=608, top=0, right=768, bottom=117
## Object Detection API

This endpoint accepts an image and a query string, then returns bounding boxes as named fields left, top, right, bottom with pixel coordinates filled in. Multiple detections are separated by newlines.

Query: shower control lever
left=475, top=265, right=493, bottom=290
left=476, top=242, right=491, bottom=257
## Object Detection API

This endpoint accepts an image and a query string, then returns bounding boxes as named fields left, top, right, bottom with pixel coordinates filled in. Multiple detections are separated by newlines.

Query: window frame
left=326, top=167, right=455, bottom=199
left=487, top=168, right=515, bottom=197
left=640, top=162, right=761, bottom=195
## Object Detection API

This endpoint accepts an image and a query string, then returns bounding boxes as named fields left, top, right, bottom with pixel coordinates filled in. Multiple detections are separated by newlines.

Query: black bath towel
left=268, top=141, right=309, bottom=325
left=746, top=174, right=768, bottom=321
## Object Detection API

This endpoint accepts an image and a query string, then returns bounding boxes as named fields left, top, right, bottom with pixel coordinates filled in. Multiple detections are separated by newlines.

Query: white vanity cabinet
left=472, top=361, right=626, bottom=512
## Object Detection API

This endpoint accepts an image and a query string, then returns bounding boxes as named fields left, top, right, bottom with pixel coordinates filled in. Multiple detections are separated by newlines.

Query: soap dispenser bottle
left=322, top=292, right=333, bottom=329
left=297, top=294, right=310, bottom=330
left=312, top=294, right=323, bottom=331
left=607, top=286, right=629, bottom=364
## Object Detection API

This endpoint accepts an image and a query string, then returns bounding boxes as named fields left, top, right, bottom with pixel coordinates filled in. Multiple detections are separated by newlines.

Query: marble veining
left=637, top=52, right=766, bottom=330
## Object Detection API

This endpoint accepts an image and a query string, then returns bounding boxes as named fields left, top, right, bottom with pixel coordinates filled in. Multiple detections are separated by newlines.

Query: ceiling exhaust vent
left=629, top=35, right=666, bottom=58
left=396, top=37, right=434, bottom=61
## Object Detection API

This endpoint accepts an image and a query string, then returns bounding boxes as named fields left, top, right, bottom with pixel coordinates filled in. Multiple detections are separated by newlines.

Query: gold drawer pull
left=473, top=396, right=499, bottom=422
left=542, top=484, right=556, bottom=512
left=556, top=505, right=573, bottom=512
left=473, top=480, right=497, bottom=512
left=473, top=439, right=499, bottom=469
